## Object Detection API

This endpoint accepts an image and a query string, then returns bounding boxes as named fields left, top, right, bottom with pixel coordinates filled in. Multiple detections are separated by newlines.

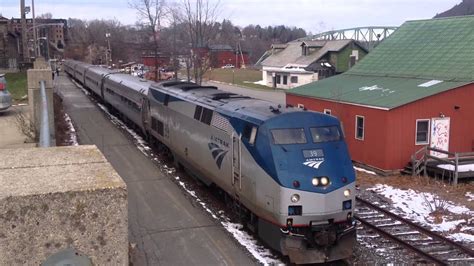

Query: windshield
left=310, top=126, right=341, bottom=143
left=271, top=128, right=307, bottom=144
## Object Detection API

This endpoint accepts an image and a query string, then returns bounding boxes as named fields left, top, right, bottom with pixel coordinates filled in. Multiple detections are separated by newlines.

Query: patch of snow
left=418, top=80, right=443, bottom=88
left=437, top=163, right=474, bottom=172
left=253, top=80, right=266, bottom=86
left=449, top=233, right=474, bottom=243
left=174, top=176, right=282, bottom=265
left=466, top=192, right=474, bottom=202
left=368, top=184, right=474, bottom=243
left=354, top=166, right=377, bottom=175
left=64, top=113, right=78, bottom=146
left=358, top=85, right=395, bottom=95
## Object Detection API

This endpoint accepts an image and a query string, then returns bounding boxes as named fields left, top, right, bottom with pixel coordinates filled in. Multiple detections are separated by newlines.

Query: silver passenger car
left=0, top=74, right=12, bottom=111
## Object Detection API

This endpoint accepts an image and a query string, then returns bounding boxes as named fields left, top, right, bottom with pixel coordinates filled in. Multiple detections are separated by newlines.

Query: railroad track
left=355, top=196, right=474, bottom=265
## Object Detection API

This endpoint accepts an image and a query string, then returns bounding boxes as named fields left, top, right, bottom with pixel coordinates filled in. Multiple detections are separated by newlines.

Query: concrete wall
left=27, top=60, right=55, bottom=144
left=0, top=145, right=128, bottom=265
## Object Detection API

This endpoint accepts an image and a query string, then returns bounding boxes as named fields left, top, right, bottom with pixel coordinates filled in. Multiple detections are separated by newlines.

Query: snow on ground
left=354, top=166, right=377, bottom=175
left=64, top=113, right=78, bottom=146
left=438, top=163, right=474, bottom=172
left=92, top=98, right=282, bottom=265
left=174, top=176, right=283, bottom=265
left=466, top=192, right=474, bottom=202
left=368, top=184, right=474, bottom=243
left=252, top=80, right=266, bottom=86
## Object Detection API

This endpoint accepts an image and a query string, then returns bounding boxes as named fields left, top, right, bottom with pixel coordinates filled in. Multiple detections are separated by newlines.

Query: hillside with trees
left=434, top=0, right=474, bottom=18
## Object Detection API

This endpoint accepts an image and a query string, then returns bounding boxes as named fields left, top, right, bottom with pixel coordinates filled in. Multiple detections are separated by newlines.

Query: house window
left=324, top=109, right=331, bottom=115
left=355, top=115, right=364, bottom=140
left=291, top=76, right=298, bottom=83
left=283, top=75, right=288, bottom=85
left=276, top=75, right=281, bottom=84
left=415, top=119, right=430, bottom=145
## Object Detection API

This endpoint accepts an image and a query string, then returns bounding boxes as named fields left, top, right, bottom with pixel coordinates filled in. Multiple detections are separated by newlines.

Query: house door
left=231, top=132, right=242, bottom=192
left=430, top=117, right=450, bottom=158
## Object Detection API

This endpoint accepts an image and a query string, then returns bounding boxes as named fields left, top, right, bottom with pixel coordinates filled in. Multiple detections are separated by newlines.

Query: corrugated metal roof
left=261, top=40, right=354, bottom=68
left=349, top=16, right=474, bottom=82
left=287, top=16, right=474, bottom=109
left=288, top=73, right=470, bottom=110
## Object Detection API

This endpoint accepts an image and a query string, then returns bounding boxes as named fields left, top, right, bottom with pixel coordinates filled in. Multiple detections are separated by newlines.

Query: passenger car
left=0, top=74, right=12, bottom=111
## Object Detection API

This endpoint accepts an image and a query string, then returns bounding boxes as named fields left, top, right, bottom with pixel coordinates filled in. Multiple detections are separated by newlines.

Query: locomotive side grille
left=211, top=112, right=231, bottom=133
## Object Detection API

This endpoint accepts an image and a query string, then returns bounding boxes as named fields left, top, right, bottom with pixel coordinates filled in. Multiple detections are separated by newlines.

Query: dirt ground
left=356, top=171, right=474, bottom=211
left=54, top=93, right=76, bottom=146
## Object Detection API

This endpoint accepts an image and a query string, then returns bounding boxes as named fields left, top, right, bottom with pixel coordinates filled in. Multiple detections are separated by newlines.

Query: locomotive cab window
left=271, top=128, right=307, bottom=145
left=243, top=124, right=258, bottom=146
left=310, top=126, right=341, bottom=143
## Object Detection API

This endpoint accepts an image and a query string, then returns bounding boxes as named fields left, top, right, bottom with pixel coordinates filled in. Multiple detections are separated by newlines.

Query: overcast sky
left=1, top=0, right=461, bottom=32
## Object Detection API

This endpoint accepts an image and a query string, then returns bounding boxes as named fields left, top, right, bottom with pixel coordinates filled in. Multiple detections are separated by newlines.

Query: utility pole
left=20, top=0, right=28, bottom=63
left=32, top=0, right=37, bottom=58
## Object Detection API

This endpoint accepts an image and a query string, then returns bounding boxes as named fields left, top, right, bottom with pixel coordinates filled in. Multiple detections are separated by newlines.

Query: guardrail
left=39, top=80, right=51, bottom=147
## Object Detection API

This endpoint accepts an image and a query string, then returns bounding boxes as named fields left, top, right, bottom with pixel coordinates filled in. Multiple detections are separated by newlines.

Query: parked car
left=0, top=74, right=12, bottom=111
left=221, top=64, right=234, bottom=69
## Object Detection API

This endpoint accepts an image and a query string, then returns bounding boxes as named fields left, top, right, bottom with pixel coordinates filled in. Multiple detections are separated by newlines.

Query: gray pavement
left=204, top=80, right=286, bottom=105
left=0, top=105, right=36, bottom=149
left=55, top=74, right=256, bottom=266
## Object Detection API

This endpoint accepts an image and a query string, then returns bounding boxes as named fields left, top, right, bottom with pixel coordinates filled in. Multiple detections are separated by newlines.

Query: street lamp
left=105, top=33, right=111, bottom=68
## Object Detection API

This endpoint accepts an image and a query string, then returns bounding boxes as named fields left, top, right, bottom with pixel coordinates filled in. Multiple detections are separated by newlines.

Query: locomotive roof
left=107, top=73, right=152, bottom=95
left=151, top=81, right=299, bottom=125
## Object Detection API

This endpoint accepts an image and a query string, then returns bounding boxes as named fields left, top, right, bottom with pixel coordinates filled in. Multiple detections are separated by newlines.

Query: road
left=204, top=80, right=286, bottom=105
left=55, top=74, right=256, bottom=266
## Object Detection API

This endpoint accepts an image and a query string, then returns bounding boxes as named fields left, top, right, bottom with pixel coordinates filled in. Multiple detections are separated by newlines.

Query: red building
left=194, top=44, right=250, bottom=68
left=142, top=54, right=170, bottom=68
left=286, top=16, right=474, bottom=172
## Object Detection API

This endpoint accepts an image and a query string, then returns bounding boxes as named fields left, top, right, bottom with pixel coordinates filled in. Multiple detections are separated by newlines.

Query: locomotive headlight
left=290, top=194, right=300, bottom=203
left=320, top=176, right=329, bottom=186
left=344, top=189, right=351, bottom=197
left=311, top=177, right=319, bottom=186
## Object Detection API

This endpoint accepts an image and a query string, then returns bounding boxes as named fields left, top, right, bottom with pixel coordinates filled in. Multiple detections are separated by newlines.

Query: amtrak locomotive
left=64, top=60, right=356, bottom=264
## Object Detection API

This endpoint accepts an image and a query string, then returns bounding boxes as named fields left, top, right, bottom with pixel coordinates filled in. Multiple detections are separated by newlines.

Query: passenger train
left=64, top=60, right=356, bottom=264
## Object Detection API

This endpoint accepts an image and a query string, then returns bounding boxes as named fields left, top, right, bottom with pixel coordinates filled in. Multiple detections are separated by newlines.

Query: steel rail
left=356, top=197, right=474, bottom=257
left=354, top=213, right=447, bottom=265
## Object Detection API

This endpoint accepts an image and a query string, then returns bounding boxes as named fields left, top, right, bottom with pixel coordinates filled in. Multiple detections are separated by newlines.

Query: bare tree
left=130, top=0, right=167, bottom=81
left=181, top=0, right=220, bottom=84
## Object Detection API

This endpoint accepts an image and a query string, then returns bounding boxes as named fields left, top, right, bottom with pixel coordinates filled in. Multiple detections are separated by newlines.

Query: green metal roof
left=288, top=16, right=474, bottom=109
left=288, top=74, right=469, bottom=110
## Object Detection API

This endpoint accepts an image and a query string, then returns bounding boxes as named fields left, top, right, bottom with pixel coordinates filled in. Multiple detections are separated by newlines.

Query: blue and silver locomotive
left=64, top=60, right=356, bottom=263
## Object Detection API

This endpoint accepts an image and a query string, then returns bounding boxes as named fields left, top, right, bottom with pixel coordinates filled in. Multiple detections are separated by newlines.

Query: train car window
left=271, top=128, right=307, bottom=145
left=310, top=126, right=341, bottom=143
left=164, top=95, right=169, bottom=106
left=201, top=108, right=213, bottom=125
left=194, top=106, right=203, bottom=120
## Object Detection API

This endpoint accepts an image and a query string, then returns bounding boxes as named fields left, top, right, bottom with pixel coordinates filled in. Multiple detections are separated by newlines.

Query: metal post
left=454, top=153, right=459, bottom=185
left=39, top=80, right=50, bottom=147
left=32, top=0, right=37, bottom=57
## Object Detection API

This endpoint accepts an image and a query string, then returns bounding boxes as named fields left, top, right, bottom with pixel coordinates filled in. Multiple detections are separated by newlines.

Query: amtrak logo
left=303, top=158, right=324, bottom=169
left=208, top=142, right=228, bottom=169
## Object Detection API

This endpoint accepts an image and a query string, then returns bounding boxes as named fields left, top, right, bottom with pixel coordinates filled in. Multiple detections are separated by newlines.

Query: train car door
left=231, top=132, right=242, bottom=193
left=141, top=97, right=150, bottom=132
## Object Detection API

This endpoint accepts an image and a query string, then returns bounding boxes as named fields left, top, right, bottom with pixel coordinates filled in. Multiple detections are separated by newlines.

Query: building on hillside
left=0, top=15, right=20, bottom=69
left=9, top=18, right=67, bottom=59
left=286, top=16, right=474, bottom=172
left=261, top=40, right=368, bottom=89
